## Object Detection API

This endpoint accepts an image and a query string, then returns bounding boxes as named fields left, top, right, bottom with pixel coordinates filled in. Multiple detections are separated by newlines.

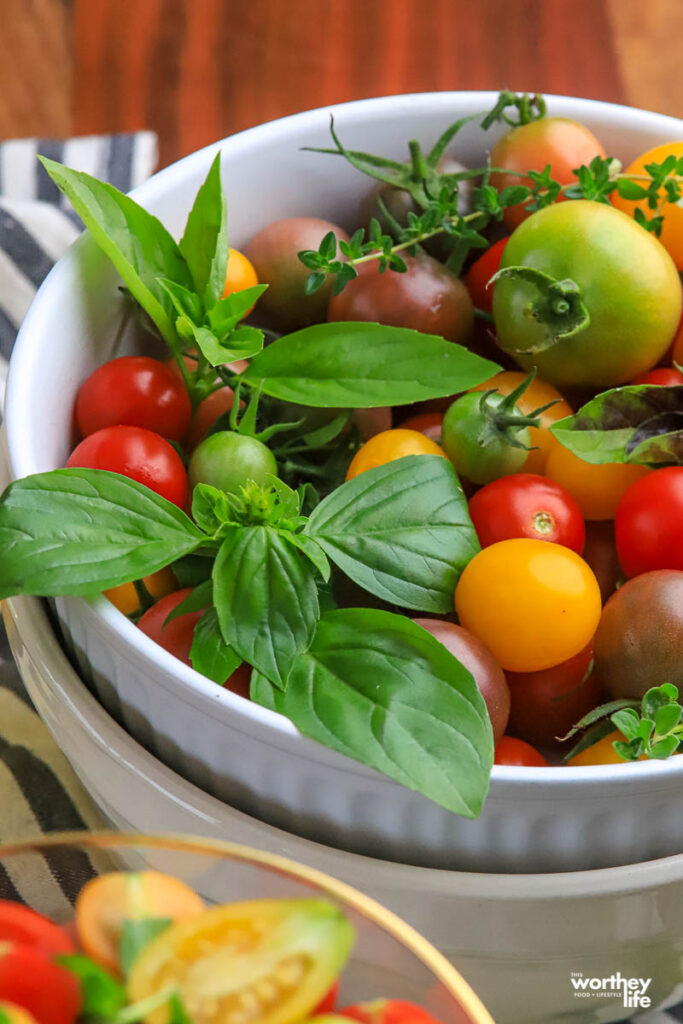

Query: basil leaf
left=279, top=531, right=331, bottom=582
left=57, top=954, right=126, bottom=1017
left=305, top=455, right=478, bottom=612
left=164, top=579, right=213, bottom=624
left=120, top=917, right=172, bottom=976
left=190, top=607, right=242, bottom=683
left=158, top=278, right=204, bottom=324
left=0, top=469, right=204, bottom=598
left=188, top=323, right=265, bottom=366
left=179, top=153, right=229, bottom=308
left=243, top=322, right=499, bottom=407
left=251, top=608, right=492, bottom=817
left=550, top=384, right=683, bottom=465
left=39, top=158, right=192, bottom=345
left=208, top=286, right=269, bottom=337
left=169, top=994, right=193, bottom=1024
left=213, top=525, right=319, bottom=688
left=170, top=552, right=215, bottom=587
left=192, top=482, right=236, bottom=535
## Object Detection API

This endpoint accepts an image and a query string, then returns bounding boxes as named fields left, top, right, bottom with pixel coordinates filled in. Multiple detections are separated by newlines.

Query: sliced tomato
left=127, top=899, right=355, bottom=1024
left=339, top=999, right=443, bottom=1024
left=0, top=902, right=74, bottom=957
left=0, top=945, right=80, bottom=1024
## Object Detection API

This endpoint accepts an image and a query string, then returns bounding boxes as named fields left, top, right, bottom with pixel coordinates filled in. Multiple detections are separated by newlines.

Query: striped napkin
left=0, top=131, right=681, bottom=1023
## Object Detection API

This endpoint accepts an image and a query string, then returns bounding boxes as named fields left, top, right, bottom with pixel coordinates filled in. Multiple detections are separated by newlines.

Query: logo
left=570, top=971, right=652, bottom=1010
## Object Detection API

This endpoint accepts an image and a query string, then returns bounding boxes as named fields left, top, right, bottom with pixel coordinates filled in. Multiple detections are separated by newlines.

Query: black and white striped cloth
left=0, top=131, right=681, bottom=1022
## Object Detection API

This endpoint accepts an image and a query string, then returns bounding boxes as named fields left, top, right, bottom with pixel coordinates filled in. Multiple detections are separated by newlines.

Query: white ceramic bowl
left=7, top=92, right=683, bottom=875
left=4, top=590, right=683, bottom=1024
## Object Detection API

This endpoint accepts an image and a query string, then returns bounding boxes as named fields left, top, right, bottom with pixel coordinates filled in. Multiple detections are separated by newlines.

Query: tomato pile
left=0, top=869, right=436, bottom=1024
left=3, top=91, right=683, bottom=817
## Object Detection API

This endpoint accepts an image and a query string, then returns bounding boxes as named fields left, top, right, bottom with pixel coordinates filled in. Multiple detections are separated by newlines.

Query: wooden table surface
left=2, top=0, right=681, bottom=169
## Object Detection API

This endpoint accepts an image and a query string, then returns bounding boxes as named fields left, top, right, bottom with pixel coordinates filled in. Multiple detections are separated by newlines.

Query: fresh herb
left=119, top=917, right=173, bottom=975
left=58, top=954, right=127, bottom=1017
left=564, top=685, right=683, bottom=762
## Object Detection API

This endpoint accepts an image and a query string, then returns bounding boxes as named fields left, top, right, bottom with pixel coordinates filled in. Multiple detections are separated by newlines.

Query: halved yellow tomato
left=0, top=1003, right=39, bottom=1024
left=127, top=899, right=354, bottom=1024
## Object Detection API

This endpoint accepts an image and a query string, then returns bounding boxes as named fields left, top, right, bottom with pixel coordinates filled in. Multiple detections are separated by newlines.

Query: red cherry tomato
left=398, top=412, right=443, bottom=442
left=464, top=238, right=508, bottom=312
left=0, top=904, right=74, bottom=957
left=505, top=642, right=601, bottom=749
left=615, top=467, right=683, bottom=577
left=340, top=999, right=442, bottom=1024
left=138, top=590, right=251, bottom=698
left=494, top=736, right=549, bottom=767
left=66, top=425, right=188, bottom=508
left=0, top=945, right=80, bottom=1024
left=468, top=474, right=585, bottom=553
left=630, top=367, right=683, bottom=386
left=75, top=356, right=191, bottom=441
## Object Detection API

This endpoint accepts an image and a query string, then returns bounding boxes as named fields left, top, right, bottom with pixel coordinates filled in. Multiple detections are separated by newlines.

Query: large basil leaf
left=0, top=469, right=204, bottom=598
left=179, top=153, right=229, bottom=308
left=213, top=526, right=319, bottom=688
left=190, top=607, right=242, bottom=683
left=305, top=455, right=478, bottom=612
left=550, top=384, right=683, bottom=465
left=40, top=158, right=193, bottom=345
left=251, top=609, right=493, bottom=817
left=243, top=322, right=499, bottom=407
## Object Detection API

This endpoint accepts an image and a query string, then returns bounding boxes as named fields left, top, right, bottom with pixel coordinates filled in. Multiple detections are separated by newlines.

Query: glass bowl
left=0, top=831, right=493, bottom=1023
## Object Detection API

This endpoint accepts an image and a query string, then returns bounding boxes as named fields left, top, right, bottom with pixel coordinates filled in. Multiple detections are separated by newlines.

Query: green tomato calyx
left=475, top=370, right=557, bottom=452
left=491, top=265, right=591, bottom=353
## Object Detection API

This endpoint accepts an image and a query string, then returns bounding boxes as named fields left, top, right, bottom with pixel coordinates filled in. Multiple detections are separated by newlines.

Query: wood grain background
left=1, top=0, right=681, bottom=168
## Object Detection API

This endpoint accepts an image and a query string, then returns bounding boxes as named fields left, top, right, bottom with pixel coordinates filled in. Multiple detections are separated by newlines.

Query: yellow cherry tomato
left=470, top=371, right=572, bottom=474
left=612, top=141, right=683, bottom=269
left=345, top=428, right=449, bottom=480
left=545, top=442, right=649, bottom=520
left=568, top=730, right=645, bottom=766
left=104, top=567, right=177, bottom=617
left=127, top=899, right=354, bottom=1024
left=223, top=247, right=259, bottom=298
left=455, top=538, right=601, bottom=673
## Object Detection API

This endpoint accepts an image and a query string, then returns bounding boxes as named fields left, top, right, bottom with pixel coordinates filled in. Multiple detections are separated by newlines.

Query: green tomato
left=492, top=200, right=682, bottom=388
left=188, top=431, right=277, bottom=494
left=441, top=391, right=530, bottom=484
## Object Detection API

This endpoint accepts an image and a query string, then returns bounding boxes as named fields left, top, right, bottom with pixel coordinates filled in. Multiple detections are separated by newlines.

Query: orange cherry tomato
left=104, top=566, right=177, bottom=617
left=454, top=538, right=601, bottom=673
left=494, top=736, right=548, bottom=767
left=223, top=247, right=259, bottom=299
left=470, top=371, right=572, bottom=474
left=345, top=429, right=448, bottom=480
left=398, top=412, right=443, bottom=442
left=545, top=442, right=650, bottom=521
left=612, top=141, right=683, bottom=270
left=464, top=238, right=508, bottom=312
left=75, top=870, right=204, bottom=974
left=567, top=730, right=646, bottom=766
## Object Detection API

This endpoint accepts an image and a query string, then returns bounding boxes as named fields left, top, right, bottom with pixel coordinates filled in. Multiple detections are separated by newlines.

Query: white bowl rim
left=7, top=89, right=683, bottom=794
left=8, top=590, right=683, bottom=898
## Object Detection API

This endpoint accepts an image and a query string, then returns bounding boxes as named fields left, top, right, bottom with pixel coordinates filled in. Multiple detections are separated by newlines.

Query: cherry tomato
left=345, top=429, right=448, bottom=480
left=612, top=141, right=683, bottom=269
left=468, top=474, right=585, bottom=553
left=398, top=412, right=443, bottom=442
left=567, top=730, right=643, bottom=766
left=245, top=218, right=350, bottom=329
left=352, top=407, right=393, bottom=440
left=494, top=736, right=548, bottom=767
left=340, top=1000, right=442, bottom=1024
left=128, top=899, right=354, bottom=1024
left=630, top=367, right=683, bottom=386
left=137, top=590, right=252, bottom=698
left=75, top=356, right=191, bottom=442
left=493, top=201, right=682, bottom=387
left=414, top=619, right=510, bottom=743
left=66, top=425, right=188, bottom=507
left=506, top=641, right=601, bottom=749
left=188, top=431, right=278, bottom=495
left=545, top=442, right=649, bottom=521
left=0, top=945, right=80, bottom=1024
left=489, top=117, right=607, bottom=230
left=464, top=238, right=508, bottom=312
left=223, top=247, right=258, bottom=299
left=615, top=468, right=683, bottom=576
left=184, top=387, right=236, bottom=450
left=75, top=869, right=204, bottom=974
left=328, top=255, right=474, bottom=345
left=582, top=521, right=621, bottom=604
left=0, top=903, right=73, bottom=957
left=674, top=315, right=683, bottom=366
left=455, top=539, right=601, bottom=673
left=104, top=566, right=177, bottom=616
left=594, top=570, right=683, bottom=700
left=441, top=391, right=530, bottom=484
left=470, top=371, right=572, bottom=474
